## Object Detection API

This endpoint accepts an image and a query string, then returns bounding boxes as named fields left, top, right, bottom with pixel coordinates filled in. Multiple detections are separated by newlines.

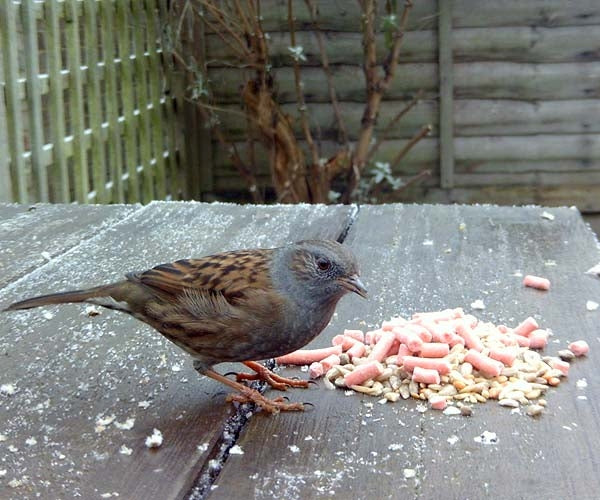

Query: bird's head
left=280, top=240, right=367, bottom=305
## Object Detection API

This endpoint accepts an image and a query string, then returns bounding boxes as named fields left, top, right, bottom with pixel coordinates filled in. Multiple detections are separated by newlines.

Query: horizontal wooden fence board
left=206, top=25, right=600, bottom=66
left=208, top=61, right=600, bottom=104
left=246, top=0, right=600, bottom=32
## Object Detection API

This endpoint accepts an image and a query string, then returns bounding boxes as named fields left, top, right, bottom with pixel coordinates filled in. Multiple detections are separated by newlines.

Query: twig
left=366, top=89, right=424, bottom=162
left=305, top=0, right=349, bottom=148
left=288, top=0, right=323, bottom=201
left=389, top=124, right=432, bottom=171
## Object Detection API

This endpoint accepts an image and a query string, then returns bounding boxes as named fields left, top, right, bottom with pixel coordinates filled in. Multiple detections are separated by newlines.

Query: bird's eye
left=316, top=258, right=331, bottom=271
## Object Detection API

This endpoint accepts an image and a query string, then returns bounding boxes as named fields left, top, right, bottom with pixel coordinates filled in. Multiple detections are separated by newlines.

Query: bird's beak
left=339, top=274, right=368, bottom=299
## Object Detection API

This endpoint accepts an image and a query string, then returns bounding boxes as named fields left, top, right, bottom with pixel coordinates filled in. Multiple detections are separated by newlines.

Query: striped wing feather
left=129, top=249, right=275, bottom=302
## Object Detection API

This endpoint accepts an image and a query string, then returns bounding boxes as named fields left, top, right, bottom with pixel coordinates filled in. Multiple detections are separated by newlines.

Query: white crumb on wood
left=119, top=445, right=133, bottom=456
left=288, top=445, right=300, bottom=453
left=403, top=468, right=416, bottom=479
left=171, top=363, right=182, bottom=372
left=114, top=418, right=135, bottom=430
left=470, top=299, right=485, bottom=310
left=95, top=415, right=116, bottom=427
left=138, top=400, right=151, bottom=409
left=41, top=251, right=51, bottom=260
left=447, top=435, right=459, bottom=445
left=145, top=429, right=163, bottom=448
left=474, top=430, right=498, bottom=445
left=0, top=469, right=6, bottom=477
left=197, top=442, right=209, bottom=453
left=84, top=305, right=101, bottom=316
left=443, top=406, right=461, bottom=416
left=422, top=239, right=434, bottom=246
left=541, top=211, right=555, bottom=220
left=42, top=310, right=54, bottom=320
left=0, top=384, right=17, bottom=396
left=586, top=300, right=599, bottom=311
left=229, top=445, right=244, bottom=455
left=576, top=378, right=588, bottom=389
left=25, top=437, right=37, bottom=446
left=388, top=443, right=403, bottom=451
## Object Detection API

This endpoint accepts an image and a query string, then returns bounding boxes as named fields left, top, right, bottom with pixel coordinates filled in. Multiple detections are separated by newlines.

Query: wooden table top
left=1, top=202, right=599, bottom=500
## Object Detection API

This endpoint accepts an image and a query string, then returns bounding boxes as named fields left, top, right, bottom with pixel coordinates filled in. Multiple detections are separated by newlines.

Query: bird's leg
left=202, top=368, right=304, bottom=413
left=235, top=360, right=310, bottom=390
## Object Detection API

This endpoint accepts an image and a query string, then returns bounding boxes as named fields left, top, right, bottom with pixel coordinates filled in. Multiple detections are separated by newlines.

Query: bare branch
left=366, top=89, right=424, bottom=162
left=390, top=124, right=432, bottom=171
left=305, top=0, right=349, bottom=148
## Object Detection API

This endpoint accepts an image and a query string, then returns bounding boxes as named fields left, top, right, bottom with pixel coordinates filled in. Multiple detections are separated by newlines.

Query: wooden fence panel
left=0, top=0, right=181, bottom=204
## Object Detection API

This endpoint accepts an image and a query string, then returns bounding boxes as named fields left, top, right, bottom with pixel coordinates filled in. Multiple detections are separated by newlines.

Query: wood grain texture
left=210, top=204, right=600, bottom=500
left=0, top=204, right=140, bottom=290
left=0, top=202, right=354, bottom=500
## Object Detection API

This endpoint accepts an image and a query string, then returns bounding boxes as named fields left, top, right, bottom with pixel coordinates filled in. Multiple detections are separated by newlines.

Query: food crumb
left=0, top=383, right=17, bottom=396
left=388, top=443, right=403, bottom=451
left=138, top=400, right=151, bottom=409
left=470, top=299, right=485, bottom=310
left=422, top=239, right=434, bottom=246
left=229, top=445, right=244, bottom=455
left=171, top=363, right=182, bottom=372
left=197, top=442, right=209, bottom=453
left=25, top=437, right=37, bottom=446
left=288, top=445, right=300, bottom=453
left=119, top=445, right=133, bottom=455
left=145, top=429, right=163, bottom=449
left=443, top=406, right=461, bottom=416
left=447, top=435, right=459, bottom=445
left=114, top=418, right=135, bottom=430
left=586, top=300, right=599, bottom=311
left=42, top=310, right=54, bottom=320
left=576, top=378, right=588, bottom=389
left=403, top=468, right=416, bottom=479
left=541, top=211, right=555, bottom=220
left=84, top=305, right=101, bottom=316
left=8, top=478, right=25, bottom=488
left=0, top=470, right=6, bottom=477
left=474, top=431, right=498, bottom=445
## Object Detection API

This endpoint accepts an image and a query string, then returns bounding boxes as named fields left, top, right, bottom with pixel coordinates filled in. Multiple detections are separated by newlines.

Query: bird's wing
left=127, top=248, right=275, bottom=302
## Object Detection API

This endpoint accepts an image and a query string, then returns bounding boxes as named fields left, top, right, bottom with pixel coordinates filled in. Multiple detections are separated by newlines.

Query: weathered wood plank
left=0, top=202, right=354, bottom=500
left=413, top=185, right=600, bottom=212
left=215, top=98, right=600, bottom=145
left=99, top=0, right=125, bottom=203
left=132, top=1, right=154, bottom=203
left=0, top=204, right=141, bottom=290
left=209, top=61, right=600, bottom=103
left=214, top=99, right=434, bottom=141
left=438, top=0, right=454, bottom=188
left=0, top=0, right=27, bottom=202
left=22, top=1, right=48, bottom=202
left=454, top=99, right=600, bottom=136
left=65, top=0, right=89, bottom=204
left=45, top=0, right=69, bottom=203
left=116, top=0, right=140, bottom=202
left=211, top=204, right=600, bottom=500
left=207, top=25, right=600, bottom=66
left=83, top=0, right=107, bottom=204
left=240, top=0, right=600, bottom=31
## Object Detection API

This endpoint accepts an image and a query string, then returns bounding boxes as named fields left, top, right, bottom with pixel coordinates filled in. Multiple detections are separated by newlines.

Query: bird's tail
left=3, top=283, right=128, bottom=312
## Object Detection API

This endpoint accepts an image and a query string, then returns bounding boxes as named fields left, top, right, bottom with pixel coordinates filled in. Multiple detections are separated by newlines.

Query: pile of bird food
left=276, top=307, right=590, bottom=417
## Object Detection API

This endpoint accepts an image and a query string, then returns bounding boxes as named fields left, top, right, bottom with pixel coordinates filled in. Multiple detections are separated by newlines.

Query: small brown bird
left=4, top=240, right=366, bottom=413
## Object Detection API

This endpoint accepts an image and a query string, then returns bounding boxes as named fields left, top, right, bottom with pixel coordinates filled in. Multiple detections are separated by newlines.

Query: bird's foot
left=226, top=387, right=304, bottom=414
left=237, top=361, right=309, bottom=390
